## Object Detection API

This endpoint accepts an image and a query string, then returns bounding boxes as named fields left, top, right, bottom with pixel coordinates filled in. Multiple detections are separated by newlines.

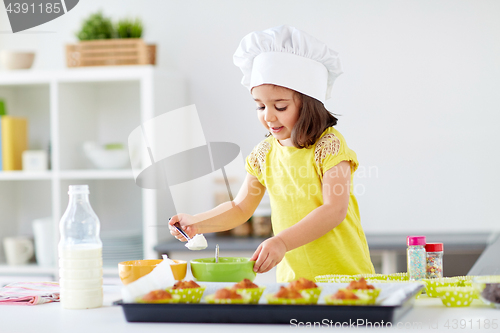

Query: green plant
left=116, top=18, right=143, bottom=39
left=76, top=11, right=114, bottom=41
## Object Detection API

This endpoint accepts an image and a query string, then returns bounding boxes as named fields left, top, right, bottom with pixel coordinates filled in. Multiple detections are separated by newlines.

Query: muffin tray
left=114, top=282, right=423, bottom=325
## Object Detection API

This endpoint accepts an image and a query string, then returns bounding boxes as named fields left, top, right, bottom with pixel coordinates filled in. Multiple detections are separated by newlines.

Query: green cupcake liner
left=204, top=293, right=251, bottom=304
left=324, top=292, right=371, bottom=306
left=471, top=275, right=500, bottom=305
left=315, top=274, right=357, bottom=283
left=436, top=287, right=475, bottom=307
left=386, top=273, right=409, bottom=281
left=299, top=287, right=322, bottom=304
left=355, top=273, right=387, bottom=281
left=347, top=288, right=380, bottom=303
left=423, top=278, right=459, bottom=297
left=234, top=287, right=266, bottom=304
left=166, top=286, right=206, bottom=303
left=265, top=291, right=311, bottom=305
left=135, top=294, right=181, bottom=304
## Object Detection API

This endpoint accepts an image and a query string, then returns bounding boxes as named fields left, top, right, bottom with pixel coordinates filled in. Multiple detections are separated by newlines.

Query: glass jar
left=425, top=243, right=444, bottom=279
left=407, top=236, right=426, bottom=281
left=252, top=192, right=272, bottom=238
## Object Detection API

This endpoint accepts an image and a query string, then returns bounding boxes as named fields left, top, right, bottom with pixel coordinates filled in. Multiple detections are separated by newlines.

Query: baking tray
left=114, top=282, right=423, bottom=325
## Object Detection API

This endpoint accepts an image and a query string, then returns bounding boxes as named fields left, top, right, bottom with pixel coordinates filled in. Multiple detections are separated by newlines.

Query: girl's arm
left=251, top=160, right=351, bottom=273
left=169, top=173, right=266, bottom=239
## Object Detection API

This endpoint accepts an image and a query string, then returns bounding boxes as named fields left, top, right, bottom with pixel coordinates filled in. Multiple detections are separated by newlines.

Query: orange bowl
left=118, top=259, right=187, bottom=285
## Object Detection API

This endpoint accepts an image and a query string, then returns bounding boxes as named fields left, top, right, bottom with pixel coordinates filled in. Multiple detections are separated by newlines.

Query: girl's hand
left=250, top=236, right=288, bottom=273
left=168, top=214, right=197, bottom=242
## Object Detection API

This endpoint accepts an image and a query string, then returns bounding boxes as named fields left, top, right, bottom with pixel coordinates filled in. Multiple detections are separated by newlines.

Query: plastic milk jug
left=59, top=185, right=103, bottom=309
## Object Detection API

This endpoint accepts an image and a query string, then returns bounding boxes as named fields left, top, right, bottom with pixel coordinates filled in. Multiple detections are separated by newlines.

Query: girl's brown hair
left=265, top=92, right=338, bottom=148
left=291, top=92, right=338, bottom=148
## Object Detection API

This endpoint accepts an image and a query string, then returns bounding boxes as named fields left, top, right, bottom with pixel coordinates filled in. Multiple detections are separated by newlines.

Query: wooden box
left=66, top=38, right=156, bottom=67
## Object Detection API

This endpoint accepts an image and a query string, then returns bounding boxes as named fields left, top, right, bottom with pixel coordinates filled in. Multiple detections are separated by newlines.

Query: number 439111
left=6, top=2, right=62, bottom=14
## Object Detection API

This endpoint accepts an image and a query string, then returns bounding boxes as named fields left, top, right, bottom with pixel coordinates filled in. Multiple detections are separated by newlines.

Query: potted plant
left=66, top=11, right=155, bottom=67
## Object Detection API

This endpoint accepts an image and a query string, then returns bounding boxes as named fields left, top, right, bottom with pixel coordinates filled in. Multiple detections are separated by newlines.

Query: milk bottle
left=59, top=185, right=103, bottom=309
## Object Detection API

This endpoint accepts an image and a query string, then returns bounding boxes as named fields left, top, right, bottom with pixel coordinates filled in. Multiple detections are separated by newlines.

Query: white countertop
left=1, top=285, right=499, bottom=333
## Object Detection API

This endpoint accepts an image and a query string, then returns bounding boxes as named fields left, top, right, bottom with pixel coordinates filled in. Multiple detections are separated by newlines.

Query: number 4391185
left=444, top=319, right=498, bottom=329
left=6, top=3, right=61, bottom=14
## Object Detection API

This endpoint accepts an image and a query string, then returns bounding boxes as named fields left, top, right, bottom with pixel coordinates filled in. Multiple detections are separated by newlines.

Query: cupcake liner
left=472, top=275, right=500, bottom=307
left=455, top=276, right=475, bottom=292
left=436, top=287, right=475, bottom=307
left=354, top=273, right=387, bottom=281
left=314, top=275, right=357, bottom=283
left=166, top=286, right=206, bottom=303
left=324, top=292, right=371, bottom=306
left=204, top=293, right=251, bottom=304
left=386, top=273, right=409, bottom=281
left=299, top=287, right=322, bottom=304
left=234, top=287, right=266, bottom=304
left=135, top=294, right=181, bottom=304
left=265, top=291, right=311, bottom=305
left=347, top=288, right=380, bottom=303
left=423, top=278, right=458, bottom=297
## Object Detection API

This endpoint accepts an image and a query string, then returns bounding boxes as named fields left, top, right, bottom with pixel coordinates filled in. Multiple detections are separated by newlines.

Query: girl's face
left=252, top=84, right=301, bottom=147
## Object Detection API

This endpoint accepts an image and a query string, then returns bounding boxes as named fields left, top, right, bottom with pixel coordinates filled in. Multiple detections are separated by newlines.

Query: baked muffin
left=141, top=289, right=172, bottom=302
left=331, top=289, right=359, bottom=300
left=172, top=280, right=201, bottom=289
left=346, top=278, right=375, bottom=290
left=214, top=288, right=243, bottom=300
left=274, top=286, right=303, bottom=299
left=288, top=277, right=318, bottom=290
left=232, top=278, right=259, bottom=289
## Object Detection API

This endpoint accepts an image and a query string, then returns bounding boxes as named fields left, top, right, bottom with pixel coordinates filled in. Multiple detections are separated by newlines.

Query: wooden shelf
left=0, top=171, right=52, bottom=180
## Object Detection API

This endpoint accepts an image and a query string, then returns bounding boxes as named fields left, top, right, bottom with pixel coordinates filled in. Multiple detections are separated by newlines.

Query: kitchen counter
left=155, top=232, right=494, bottom=276
left=2, top=285, right=499, bottom=333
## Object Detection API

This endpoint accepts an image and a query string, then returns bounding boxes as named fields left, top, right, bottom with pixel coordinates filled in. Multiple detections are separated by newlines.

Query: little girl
left=169, top=25, right=375, bottom=282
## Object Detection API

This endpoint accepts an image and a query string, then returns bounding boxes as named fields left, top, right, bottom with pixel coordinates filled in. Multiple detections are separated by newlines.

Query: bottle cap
left=68, top=184, right=90, bottom=195
left=425, top=243, right=443, bottom=252
left=407, top=236, right=426, bottom=246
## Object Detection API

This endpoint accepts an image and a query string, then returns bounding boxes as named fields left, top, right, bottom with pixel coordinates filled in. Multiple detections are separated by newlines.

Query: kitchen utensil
left=190, top=257, right=256, bottom=282
left=173, top=223, right=191, bottom=241
left=118, top=259, right=187, bottom=285
left=215, top=244, right=219, bottom=263
left=173, top=222, right=207, bottom=250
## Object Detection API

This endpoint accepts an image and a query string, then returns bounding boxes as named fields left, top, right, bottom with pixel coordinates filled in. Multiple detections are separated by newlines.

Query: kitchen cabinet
left=0, top=66, right=186, bottom=280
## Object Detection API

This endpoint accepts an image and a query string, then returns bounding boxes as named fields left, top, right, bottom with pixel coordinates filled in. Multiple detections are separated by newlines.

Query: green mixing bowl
left=190, top=257, right=256, bottom=282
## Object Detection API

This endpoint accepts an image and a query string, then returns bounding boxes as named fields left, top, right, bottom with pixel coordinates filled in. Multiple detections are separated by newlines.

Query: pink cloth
left=0, top=282, right=60, bottom=305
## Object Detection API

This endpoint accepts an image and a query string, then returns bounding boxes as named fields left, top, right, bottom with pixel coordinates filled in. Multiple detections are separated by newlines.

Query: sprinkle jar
left=407, top=236, right=426, bottom=281
left=425, top=243, right=443, bottom=279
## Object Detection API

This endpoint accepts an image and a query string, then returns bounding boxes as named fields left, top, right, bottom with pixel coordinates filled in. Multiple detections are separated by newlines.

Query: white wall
left=1, top=0, right=499, bottom=234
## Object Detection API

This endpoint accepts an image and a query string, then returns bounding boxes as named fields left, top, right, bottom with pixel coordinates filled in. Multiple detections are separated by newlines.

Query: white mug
left=3, top=237, right=34, bottom=265
left=32, top=217, right=55, bottom=266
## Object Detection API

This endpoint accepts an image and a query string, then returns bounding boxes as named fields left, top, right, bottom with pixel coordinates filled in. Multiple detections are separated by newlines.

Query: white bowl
left=0, top=51, right=35, bottom=70
left=83, top=142, right=130, bottom=169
